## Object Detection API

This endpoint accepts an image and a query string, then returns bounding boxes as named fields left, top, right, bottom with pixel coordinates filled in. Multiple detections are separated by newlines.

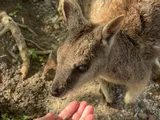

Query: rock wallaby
left=52, top=0, right=160, bottom=105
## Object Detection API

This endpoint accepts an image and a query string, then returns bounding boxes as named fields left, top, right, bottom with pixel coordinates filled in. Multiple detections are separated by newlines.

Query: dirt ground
left=0, top=0, right=160, bottom=120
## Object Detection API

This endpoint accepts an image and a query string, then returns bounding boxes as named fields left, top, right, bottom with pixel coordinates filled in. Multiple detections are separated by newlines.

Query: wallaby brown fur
left=53, top=0, right=160, bottom=105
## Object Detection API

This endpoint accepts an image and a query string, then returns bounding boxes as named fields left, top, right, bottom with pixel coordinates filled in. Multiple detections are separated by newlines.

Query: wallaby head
left=51, top=0, right=124, bottom=97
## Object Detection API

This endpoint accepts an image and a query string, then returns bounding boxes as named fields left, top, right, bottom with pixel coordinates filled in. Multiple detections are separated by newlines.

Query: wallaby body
left=53, top=0, right=160, bottom=105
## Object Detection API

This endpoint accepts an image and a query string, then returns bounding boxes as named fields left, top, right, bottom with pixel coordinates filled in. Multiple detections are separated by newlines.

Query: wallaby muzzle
left=51, top=80, right=67, bottom=97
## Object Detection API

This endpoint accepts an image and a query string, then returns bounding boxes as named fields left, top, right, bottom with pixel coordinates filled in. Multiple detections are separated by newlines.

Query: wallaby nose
left=50, top=86, right=65, bottom=97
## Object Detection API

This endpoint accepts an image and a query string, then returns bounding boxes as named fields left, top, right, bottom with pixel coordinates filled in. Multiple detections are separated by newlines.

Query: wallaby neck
left=103, top=31, right=152, bottom=83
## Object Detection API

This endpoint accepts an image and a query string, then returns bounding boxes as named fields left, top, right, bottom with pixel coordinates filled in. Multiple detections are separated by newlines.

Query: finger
left=72, top=101, right=88, bottom=120
left=34, top=113, right=56, bottom=120
left=80, top=105, right=94, bottom=120
left=58, top=101, right=79, bottom=119
left=78, top=115, right=94, bottom=120
left=85, top=114, right=94, bottom=120
left=77, top=101, right=88, bottom=115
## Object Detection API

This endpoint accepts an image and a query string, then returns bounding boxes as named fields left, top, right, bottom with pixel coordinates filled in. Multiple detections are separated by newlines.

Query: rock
left=138, top=101, right=146, bottom=108
left=133, top=117, right=140, bottom=120
left=148, top=115, right=157, bottom=120
left=137, top=113, right=148, bottom=120
left=54, top=24, right=60, bottom=30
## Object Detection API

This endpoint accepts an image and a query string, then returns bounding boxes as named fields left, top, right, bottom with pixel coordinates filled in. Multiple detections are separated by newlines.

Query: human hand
left=34, top=101, right=94, bottom=120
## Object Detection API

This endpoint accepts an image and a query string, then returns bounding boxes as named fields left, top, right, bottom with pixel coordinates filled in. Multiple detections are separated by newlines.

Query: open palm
left=35, top=101, right=94, bottom=120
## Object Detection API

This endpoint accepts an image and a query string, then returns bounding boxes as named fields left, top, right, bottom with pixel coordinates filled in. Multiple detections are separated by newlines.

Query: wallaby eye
left=76, top=64, right=89, bottom=73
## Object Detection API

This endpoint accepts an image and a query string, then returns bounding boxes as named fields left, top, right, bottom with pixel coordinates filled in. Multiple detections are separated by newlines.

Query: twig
left=0, top=54, right=7, bottom=58
left=17, top=23, right=38, bottom=36
left=25, top=38, right=46, bottom=51
left=0, top=11, right=30, bottom=79
left=0, top=26, right=9, bottom=37
left=7, top=49, right=18, bottom=60
left=0, top=23, right=4, bottom=31
left=35, top=50, right=52, bottom=55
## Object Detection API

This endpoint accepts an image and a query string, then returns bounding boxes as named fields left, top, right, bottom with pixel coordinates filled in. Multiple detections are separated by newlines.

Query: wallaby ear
left=101, top=15, right=124, bottom=44
left=63, top=0, right=88, bottom=33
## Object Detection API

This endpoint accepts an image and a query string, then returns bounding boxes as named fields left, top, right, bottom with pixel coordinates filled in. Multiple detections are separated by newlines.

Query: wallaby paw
left=124, top=93, right=137, bottom=105
left=42, top=56, right=56, bottom=78
left=99, top=89, right=114, bottom=106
